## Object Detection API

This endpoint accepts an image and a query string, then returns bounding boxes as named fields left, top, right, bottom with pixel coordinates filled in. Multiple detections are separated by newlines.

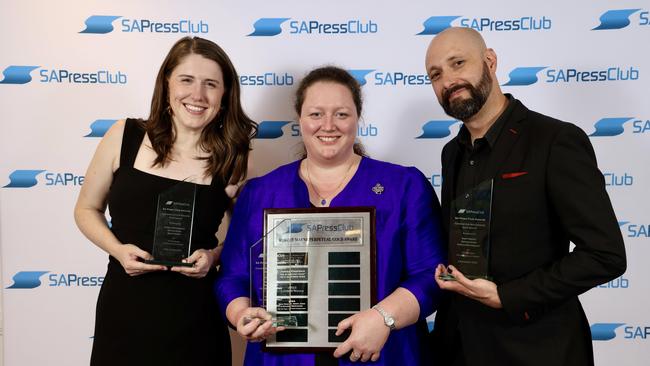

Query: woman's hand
left=171, top=247, right=221, bottom=278
left=112, top=243, right=166, bottom=276
left=235, top=307, right=285, bottom=342
left=333, top=308, right=389, bottom=362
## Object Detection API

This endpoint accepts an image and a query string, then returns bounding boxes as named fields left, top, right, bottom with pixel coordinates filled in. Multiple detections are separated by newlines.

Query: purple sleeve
left=214, top=181, right=256, bottom=323
left=398, top=167, right=446, bottom=320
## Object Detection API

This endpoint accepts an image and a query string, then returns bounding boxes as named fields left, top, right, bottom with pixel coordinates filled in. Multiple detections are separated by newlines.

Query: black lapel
left=441, top=140, right=460, bottom=234
left=481, top=100, right=528, bottom=181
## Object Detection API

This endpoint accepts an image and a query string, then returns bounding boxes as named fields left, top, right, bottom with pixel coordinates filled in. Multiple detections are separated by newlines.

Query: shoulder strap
left=210, top=169, right=227, bottom=188
left=119, top=118, right=145, bottom=168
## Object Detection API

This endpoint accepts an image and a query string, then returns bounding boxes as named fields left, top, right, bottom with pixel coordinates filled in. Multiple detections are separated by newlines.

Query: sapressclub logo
left=0, top=65, right=127, bottom=85
left=589, top=117, right=649, bottom=137
left=80, top=15, right=208, bottom=34
left=590, top=323, right=650, bottom=340
left=347, top=69, right=430, bottom=86
left=85, top=119, right=118, bottom=138
left=416, top=120, right=460, bottom=139
left=618, top=221, right=649, bottom=238
left=3, top=170, right=84, bottom=188
left=248, top=17, right=378, bottom=37
left=255, top=120, right=379, bottom=139
left=502, top=66, right=639, bottom=86
left=417, top=15, right=551, bottom=35
left=592, top=9, right=649, bottom=30
left=6, top=271, right=104, bottom=289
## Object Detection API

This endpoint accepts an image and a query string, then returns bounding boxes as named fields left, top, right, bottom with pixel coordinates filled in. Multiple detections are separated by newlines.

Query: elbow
left=610, top=252, right=627, bottom=279
left=73, top=204, right=83, bottom=229
left=73, top=202, right=91, bottom=231
left=601, top=241, right=627, bottom=281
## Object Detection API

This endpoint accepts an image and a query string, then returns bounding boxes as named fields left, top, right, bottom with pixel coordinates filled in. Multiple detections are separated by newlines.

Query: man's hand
left=435, top=264, right=502, bottom=308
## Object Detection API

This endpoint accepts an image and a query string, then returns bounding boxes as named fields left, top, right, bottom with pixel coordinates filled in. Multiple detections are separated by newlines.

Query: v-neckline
left=297, top=156, right=366, bottom=207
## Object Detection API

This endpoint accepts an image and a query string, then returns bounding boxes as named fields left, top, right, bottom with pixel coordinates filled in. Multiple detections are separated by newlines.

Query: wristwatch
left=372, top=305, right=396, bottom=330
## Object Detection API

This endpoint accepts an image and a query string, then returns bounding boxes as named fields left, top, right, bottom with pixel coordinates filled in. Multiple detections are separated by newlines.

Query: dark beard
left=441, top=63, right=492, bottom=121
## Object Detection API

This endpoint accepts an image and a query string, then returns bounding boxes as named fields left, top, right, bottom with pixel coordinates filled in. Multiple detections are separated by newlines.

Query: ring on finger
left=351, top=351, right=361, bottom=361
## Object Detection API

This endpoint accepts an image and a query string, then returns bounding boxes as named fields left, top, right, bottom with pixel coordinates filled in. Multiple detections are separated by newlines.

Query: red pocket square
left=502, top=172, right=528, bottom=179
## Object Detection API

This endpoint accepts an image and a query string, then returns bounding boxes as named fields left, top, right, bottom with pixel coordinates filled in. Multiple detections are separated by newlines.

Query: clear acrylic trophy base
left=144, top=259, right=193, bottom=267
left=437, top=273, right=492, bottom=281
left=243, top=315, right=299, bottom=327
left=438, top=273, right=457, bottom=281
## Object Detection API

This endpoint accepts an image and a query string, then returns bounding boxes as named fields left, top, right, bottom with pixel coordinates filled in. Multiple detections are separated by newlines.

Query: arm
left=74, top=119, right=165, bottom=275
left=225, top=297, right=285, bottom=341
left=333, top=288, right=421, bottom=362
left=172, top=162, right=244, bottom=277
left=214, top=181, right=283, bottom=340
left=435, top=124, right=627, bottom=316
left=172, top=172, right=241, bottom=277
left=334, top=168, right=446, bottom=362
left=497, top=123, right=626, bottom=322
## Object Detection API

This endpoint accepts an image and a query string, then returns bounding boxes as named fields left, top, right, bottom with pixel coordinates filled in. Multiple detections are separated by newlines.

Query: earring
left=166, top=105, right=172, bottom=115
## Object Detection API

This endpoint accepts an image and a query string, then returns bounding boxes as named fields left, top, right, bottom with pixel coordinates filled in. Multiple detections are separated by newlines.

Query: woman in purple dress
left=216, top=66, right=445, bottom=365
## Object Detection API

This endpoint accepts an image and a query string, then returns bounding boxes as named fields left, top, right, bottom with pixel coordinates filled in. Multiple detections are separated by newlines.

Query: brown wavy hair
left=145, top=36, right=257, bottom=184
left=294, top=66, right=366, bottom=157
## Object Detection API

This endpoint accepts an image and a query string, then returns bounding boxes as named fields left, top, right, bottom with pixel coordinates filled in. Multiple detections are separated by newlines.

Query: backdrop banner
left=1, top=1, right=647, bottom=365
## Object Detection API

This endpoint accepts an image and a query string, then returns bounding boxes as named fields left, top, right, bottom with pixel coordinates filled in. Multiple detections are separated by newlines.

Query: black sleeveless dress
left=91, top=119, right=231, bottom=366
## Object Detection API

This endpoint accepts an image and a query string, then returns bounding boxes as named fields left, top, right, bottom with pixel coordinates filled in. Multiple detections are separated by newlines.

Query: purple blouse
left=215, top=157, right=445, bottom=365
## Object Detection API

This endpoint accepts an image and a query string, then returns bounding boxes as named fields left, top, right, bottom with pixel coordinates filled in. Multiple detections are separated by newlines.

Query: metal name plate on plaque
left=263, top=207, right=376, bottom=351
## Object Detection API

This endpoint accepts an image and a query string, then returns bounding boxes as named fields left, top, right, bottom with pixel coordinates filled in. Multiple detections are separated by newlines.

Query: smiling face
left=425, top=28, right=496, bottom=121
left=299, top=81, right=359, bottom=164
left=167, top=53, right=225, bottom=133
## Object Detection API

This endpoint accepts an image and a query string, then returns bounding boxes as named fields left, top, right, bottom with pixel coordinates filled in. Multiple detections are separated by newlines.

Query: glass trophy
left=440, top=179, right=493, bottom=281
left=145, top=181, right=196, bottom=267
left=248, top=218, right=299, bottom=328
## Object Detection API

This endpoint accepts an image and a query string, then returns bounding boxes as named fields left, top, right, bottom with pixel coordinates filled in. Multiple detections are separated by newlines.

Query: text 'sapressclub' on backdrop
left=0, top=1, right=647, bottom=365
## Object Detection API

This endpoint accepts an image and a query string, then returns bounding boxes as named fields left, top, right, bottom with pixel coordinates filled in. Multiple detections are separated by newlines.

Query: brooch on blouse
left=372, top=183, right=384, bottom=195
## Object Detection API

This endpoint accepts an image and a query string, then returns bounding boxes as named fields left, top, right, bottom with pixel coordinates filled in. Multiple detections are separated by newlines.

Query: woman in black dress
left=74, top=36, right=256, bottom=365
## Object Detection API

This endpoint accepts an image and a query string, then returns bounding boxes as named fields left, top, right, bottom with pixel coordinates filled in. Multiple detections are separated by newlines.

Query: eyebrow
left=427, top=54, right=464, bottom=74
left=176, top=74, right=221, bottom=84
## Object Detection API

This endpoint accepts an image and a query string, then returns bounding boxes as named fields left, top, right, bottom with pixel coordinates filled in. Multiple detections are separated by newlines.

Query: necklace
left=305, top=158, right=356, bottom=206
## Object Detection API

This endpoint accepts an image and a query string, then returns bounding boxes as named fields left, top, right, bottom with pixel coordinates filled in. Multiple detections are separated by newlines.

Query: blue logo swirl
left=79, top=15, right=122, bottom=34
left=248, top=18, right=291, bottom=36
left=6, top=271, right=49, bottom=289
left=618, top=221, right=630, bottom=227
left=416, top=16, right=461, bottom=35
left=590, top=323, right=625, bottom=340
left=502, top=67, right=547, bottom=86
left=0, top=66, right=40, bottom=84
left=592, top=9, right=641, bottom=30
left=417, top=120, right=460, bottom=139
left=286, top=223, right=306, bottom=234
left=256, top=121, right=291, bottom=139
left=3, top=170, right=45, bottom=188
left=347, top=69, right=375, bottom=86
left=589, top=117, right=634, bottom=137
left=84, top=119, right=118, bottom=137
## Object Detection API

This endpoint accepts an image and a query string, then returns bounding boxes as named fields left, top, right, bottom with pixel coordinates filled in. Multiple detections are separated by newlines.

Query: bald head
left=425, top=27, right=489, bottom=76
left=427, top=27, right=486, bottom=59
left=424, top=27, right=504, bottom=122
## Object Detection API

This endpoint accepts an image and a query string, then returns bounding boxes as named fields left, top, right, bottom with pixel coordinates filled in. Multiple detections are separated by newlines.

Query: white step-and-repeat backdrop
left=1, top=1, right=647, bottom=365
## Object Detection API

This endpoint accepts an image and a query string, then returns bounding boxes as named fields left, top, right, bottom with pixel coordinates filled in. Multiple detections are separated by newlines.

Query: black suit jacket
left=431, top=98, right=626, bottom=366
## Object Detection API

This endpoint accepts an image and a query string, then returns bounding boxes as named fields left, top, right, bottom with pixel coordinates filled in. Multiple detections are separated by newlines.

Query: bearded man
left=425, top=27, right=626, bottom=366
